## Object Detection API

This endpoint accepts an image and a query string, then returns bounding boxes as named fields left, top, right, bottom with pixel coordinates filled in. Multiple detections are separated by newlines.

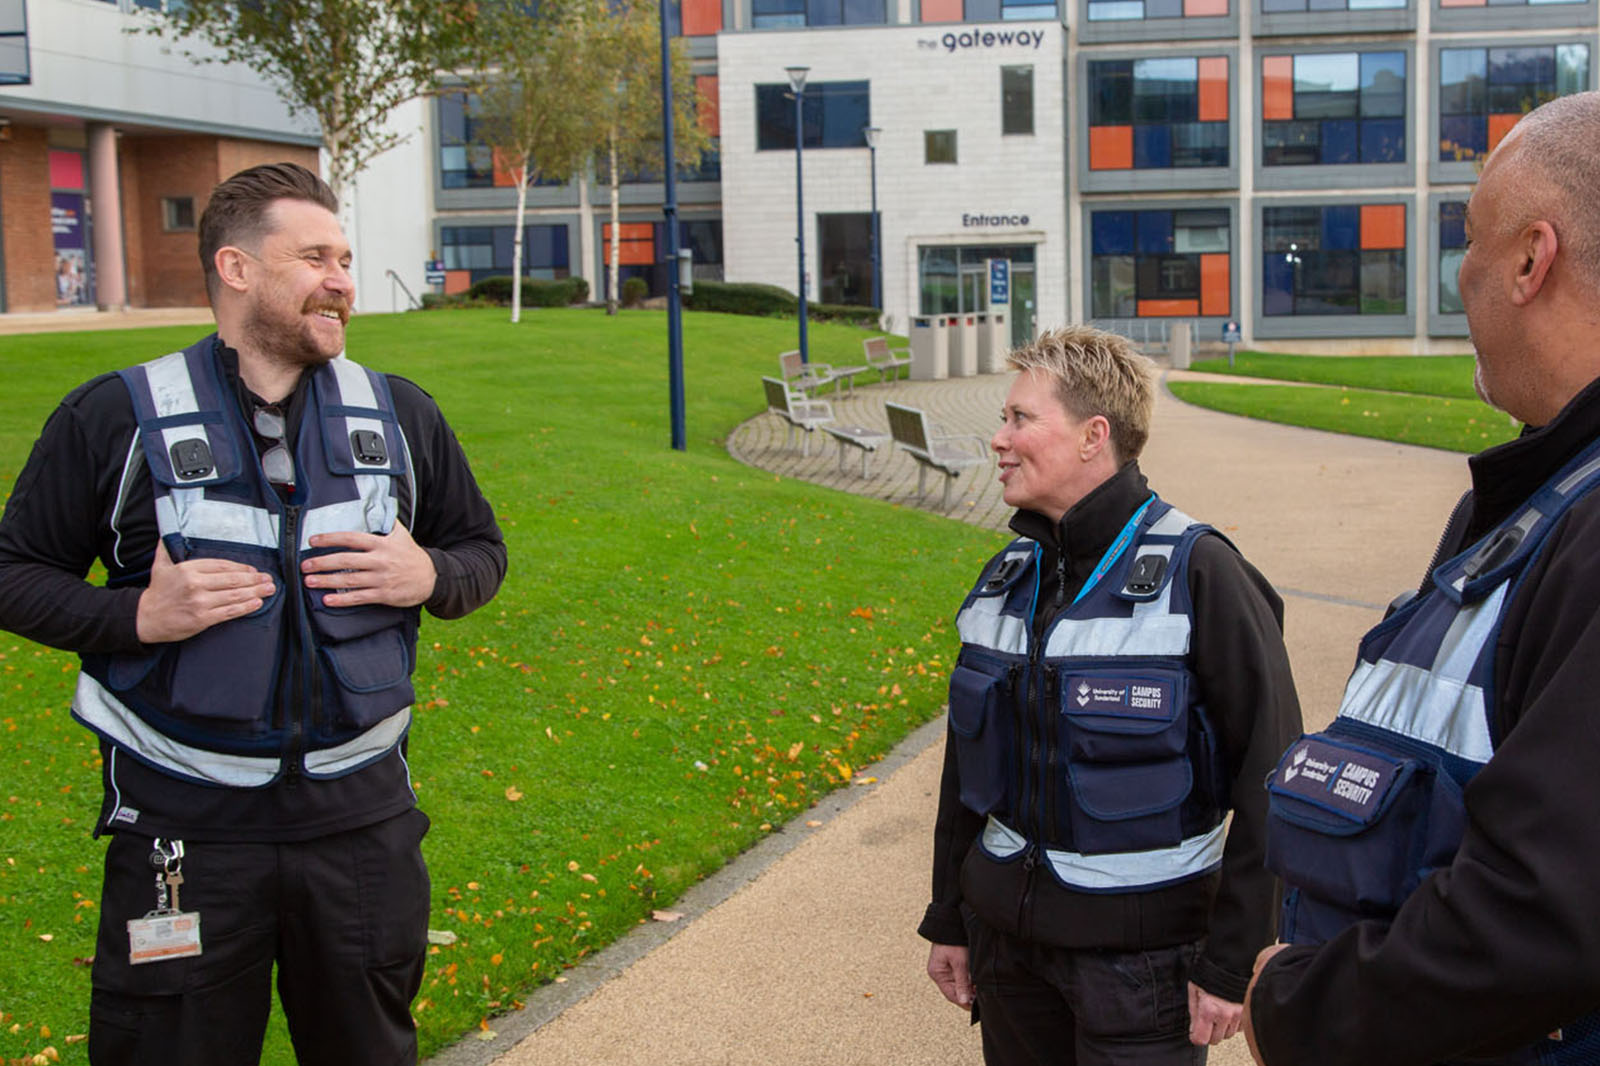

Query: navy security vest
left=949, top=498, right=1230, bottom=893
left=72, top=337, right=419, bottom=787
left=1265, top=437, right=1600, bottom=1065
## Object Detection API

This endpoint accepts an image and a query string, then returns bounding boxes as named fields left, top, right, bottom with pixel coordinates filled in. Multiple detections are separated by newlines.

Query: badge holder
left=127, top=838, right=202, bottom=965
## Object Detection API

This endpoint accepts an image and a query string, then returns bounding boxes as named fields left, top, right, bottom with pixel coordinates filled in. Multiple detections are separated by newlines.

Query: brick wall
left=0, top=126, right=58, bottom=313
left=122, top=135, right=220, bottom=307
left=215, top=139, right=320, bottom=185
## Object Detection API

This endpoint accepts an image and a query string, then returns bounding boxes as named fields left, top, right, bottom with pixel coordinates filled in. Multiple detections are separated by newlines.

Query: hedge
left=682, top=280, right=879, bottom=327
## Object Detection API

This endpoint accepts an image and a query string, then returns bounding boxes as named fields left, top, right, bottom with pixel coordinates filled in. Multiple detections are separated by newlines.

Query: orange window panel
left=696, top=75, right=721, bottom=136
left=1184, top=0, right=1228, bottom=15
left=1440, top=0, right=1484, bottom=7
left=1198, top=57, right=1228, bottom=122
left=1262, top=56, right=1294, bottom=121
left=1089, top=126, right=1134, bottom=170
left=922, top=0, right=964, bottom=20
left=492, top=148, right=523, bottom=189
left=1360, top=205, right=1406, bottom=250
left=1487, top=113, right=1522, bottom=154
left=682, top=0, right=722, bottom=36
left=444, top=270, right=473, bottom=296
left=604, top=223, right=657, bottom=266
left=1200, top=253, right=1231, bottom=316
left=1138, top=299, right=1201, bottom=317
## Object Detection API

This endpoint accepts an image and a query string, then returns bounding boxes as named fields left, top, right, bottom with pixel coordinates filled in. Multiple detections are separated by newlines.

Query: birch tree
left=139, top=0, right=477, bottom=203
left=471, top=0, right=601, bottom=323
left=593, top=0, right=712, bottom=315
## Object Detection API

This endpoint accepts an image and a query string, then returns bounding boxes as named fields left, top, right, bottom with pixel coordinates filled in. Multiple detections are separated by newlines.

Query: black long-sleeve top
left=1250, top=376, right=1600, bottom=1064
left=918, top=461, right=1304, bottom=1002
left=0, top=337, right=507, bottom=841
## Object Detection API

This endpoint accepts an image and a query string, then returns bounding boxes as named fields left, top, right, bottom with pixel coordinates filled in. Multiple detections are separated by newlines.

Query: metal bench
left=820, top=423, right=891, bottom=477
left=862, top=336, right=912, bottom=383
left=762, top=376, right=834, bottom=456
left=884, top=401, right=990, bottom=509
left=778, top=349, right=868, bottom=398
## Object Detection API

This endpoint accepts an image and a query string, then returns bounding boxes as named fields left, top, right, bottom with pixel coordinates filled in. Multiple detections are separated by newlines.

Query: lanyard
left=1071, top=495, right=1155, bottom=607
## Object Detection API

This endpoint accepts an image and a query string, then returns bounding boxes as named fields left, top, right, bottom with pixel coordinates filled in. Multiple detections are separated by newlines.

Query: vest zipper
left=1017, top=842, right=1038, bottom=934
left=283, top=504, right=307, bottom=779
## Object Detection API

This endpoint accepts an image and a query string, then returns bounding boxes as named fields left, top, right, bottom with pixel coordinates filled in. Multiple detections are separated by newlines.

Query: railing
left=386, top=269, right=422, bottom=313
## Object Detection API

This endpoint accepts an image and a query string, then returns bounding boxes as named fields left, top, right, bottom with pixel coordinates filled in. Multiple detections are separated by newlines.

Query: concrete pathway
left=456, top=367, right=1470, bottom=1066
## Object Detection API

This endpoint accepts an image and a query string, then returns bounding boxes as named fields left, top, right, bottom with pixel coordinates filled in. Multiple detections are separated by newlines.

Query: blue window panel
left=525, top=225, right=569, bottom=270
left=1002, top=1, right=1057, bottom=14
left=1440, top=115, right=1487, bottom=160
left=1133, top=124, right=1172, bottom=168
left=1319, top=119, right=1358, bottom=164
left=1439, top=50, right=1487, bottom=116
left=1489, top=47, right=1554, bottom=87
left=1360, top=52, right=1407, bottom=118
left=493, top=228, right=516, bottom=269
left=1360, top=118, right=1404, bottom=162
left=1263, top=256, right=1296, bottom=316
left=1090, top=62, right=1134, bottom=125
left=807, top=0, right=842, bottom=23
left=1093, top=212, right=1137, bottom=255
left=1322, top=206, right=1359, bottom=251
left=1088, top=0, right=1145, bottom=18
left=1136, top=211, right=1174, bottom=254
left=1440, top=202, right=1467, bottom=249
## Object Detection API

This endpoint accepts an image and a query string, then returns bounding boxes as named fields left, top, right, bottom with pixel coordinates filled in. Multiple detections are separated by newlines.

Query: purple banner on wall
left=52, top=192, right=90, bottom=307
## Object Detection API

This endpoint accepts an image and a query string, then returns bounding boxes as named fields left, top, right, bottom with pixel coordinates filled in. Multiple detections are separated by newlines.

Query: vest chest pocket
left=319, top=627, right=416, bottom=731
left=948, top=662, right=1014, bottom=816
left=1265, top=732, right=1467, bottom=944
left=1058, top=666, right=1191, bottom=855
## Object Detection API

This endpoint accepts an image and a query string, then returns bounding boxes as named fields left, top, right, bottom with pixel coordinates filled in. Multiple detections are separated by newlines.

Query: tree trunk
left=607, top=130, right=620, bottom=316
left=511, top=163, right=529, bottom=324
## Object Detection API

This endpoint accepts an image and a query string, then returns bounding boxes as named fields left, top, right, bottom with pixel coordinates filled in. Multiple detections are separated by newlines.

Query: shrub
left=621, top=276, right=650, bottom=308
left=809, top=302, right=882, bottom=328
left=682, top=280, right=797, bottom=317
left=419, top=291, right=497, bottom=311
left=466, top=275, right=590, bottom=307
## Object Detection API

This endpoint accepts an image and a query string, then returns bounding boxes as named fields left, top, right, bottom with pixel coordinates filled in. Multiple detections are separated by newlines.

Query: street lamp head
left=863, top=125, right=882, bottom=150
left=786, top=66, right=810, bottom=93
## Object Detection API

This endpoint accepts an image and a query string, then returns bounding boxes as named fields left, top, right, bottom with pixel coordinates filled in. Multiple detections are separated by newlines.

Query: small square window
left=925, top=129, right=958, bottom=164
left=162, top=196, right=195, bottom=232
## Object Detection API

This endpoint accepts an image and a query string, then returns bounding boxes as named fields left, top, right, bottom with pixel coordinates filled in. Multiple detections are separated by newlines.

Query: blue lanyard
left=1071, top=495, right=1155, bottom=607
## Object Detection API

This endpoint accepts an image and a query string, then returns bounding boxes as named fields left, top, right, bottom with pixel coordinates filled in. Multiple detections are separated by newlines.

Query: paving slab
left=469, top=368, right=1471, bottom=1066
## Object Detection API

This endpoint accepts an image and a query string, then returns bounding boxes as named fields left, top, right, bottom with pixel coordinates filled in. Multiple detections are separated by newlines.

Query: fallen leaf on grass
left=426, top=930, right=458, bottom=946
left=36, top=934, right=52, bottom=942
left=505, top=786, right=524, bottom=802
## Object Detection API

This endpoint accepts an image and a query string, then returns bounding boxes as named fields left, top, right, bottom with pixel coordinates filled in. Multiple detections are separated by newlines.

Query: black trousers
left=88, top=808, right=432, bottom=1066
left=967, top=914, right=1206, bottom=1066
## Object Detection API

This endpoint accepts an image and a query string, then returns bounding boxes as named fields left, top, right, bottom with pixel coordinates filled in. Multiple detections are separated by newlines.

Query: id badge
left=128, top=911, right=202, bottom=965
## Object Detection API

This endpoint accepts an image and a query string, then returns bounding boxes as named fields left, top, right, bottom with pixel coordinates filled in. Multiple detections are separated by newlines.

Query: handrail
left=386, top=269, right=422, bottom=312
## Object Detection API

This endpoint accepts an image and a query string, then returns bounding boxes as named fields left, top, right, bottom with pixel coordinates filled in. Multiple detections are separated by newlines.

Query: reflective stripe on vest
left=74, top=671, right=409, bottom=787
left=982, top=815, right=1227, bottom=892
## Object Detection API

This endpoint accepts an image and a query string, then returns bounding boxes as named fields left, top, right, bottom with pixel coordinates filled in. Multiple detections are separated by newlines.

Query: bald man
left=1244, top=92, right=1600, bottom=1065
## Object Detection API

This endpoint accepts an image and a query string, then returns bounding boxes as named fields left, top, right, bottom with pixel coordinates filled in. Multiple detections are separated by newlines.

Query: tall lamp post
left=661, top=0, right=686, bottom=450
left=787, top=65, right=810, bottom=363
left=863, top=125, right=882, bottom=312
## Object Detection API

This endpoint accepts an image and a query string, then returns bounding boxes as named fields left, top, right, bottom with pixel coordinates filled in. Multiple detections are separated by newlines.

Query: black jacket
left=0, top=338, right=507, bottom=841
left=919, top=462, right=1303, bottom=1002
left=1250, top=376, right=1600, bottom=1064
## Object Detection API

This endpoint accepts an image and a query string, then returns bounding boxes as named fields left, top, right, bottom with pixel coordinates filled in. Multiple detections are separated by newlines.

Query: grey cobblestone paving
left=727, top=372, right=1016, bottom=532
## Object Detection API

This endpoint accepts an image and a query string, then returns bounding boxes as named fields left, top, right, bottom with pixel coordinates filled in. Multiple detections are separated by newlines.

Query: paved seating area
left=728, top=373, right=1014, bottom=529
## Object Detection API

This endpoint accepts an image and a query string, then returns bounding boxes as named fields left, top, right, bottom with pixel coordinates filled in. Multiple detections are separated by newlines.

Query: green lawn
left=1189, top=351, right=1481, bottom=399
left=0, top=309, right=1003, bottom=1064
left=1167, top=380, right=1519, bottom=452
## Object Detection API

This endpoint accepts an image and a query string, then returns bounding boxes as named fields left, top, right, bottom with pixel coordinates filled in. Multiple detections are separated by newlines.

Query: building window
left=1262, top=52, right=1405, bottom=166
left=1439, top=44, right=1588, bottom=163
left=925, top=130, right=958, bottom=163
left=1002, top=0, right=1057, bottom=16
left=756, top=81, right=872, bottom=150
left=1087, top=0, right=1226, bottom=22
left=1262, top=204, right=1405, bottom=316
left=1262, top=0, right=1401, bottom=11
left=752, top=0, right=885, bottom=25
left=1088, top=57, right=1229, bottom=170
left=682, top=0, right=723, bottom=34
left=1090, top=209, right=1230, bottom=317
left=161, top=197, right=195, bottom=232
left=818, top=213, right=873, bottom=305
left=602, top=220, right=724, bottom=300
left=439, top=91, right=565, bottom=189
left=1438, top=199, right=1466, bottom=315
left=441, top=224, right=570, bottom=285
left=0, top=0, right=28, bottom=87
left=1002, top=66, right=1034, bottom=135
